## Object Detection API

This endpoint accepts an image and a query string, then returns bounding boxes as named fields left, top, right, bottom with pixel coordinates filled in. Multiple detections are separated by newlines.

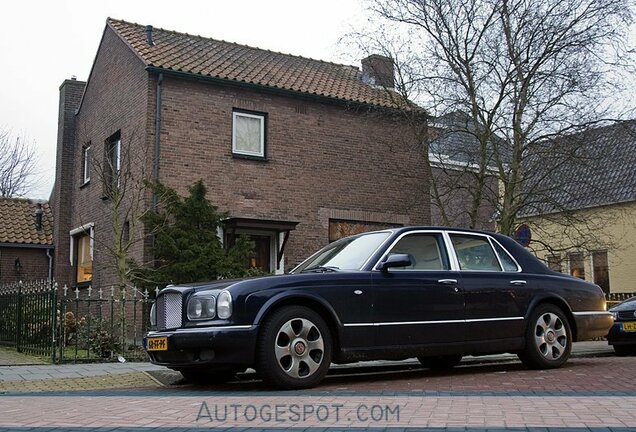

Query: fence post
left=16, top=281, right=23, bottom=353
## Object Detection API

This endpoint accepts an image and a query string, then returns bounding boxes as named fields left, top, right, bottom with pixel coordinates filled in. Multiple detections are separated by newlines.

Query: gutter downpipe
left=46, top=247, right=53, bottom=282
left=152, top=72, right=164, bottom=210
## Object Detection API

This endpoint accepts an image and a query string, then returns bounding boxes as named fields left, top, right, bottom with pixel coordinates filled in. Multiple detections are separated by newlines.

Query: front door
left=371, top=232, right=465, bottom=349
left=226, top=232, right=274, bottom=273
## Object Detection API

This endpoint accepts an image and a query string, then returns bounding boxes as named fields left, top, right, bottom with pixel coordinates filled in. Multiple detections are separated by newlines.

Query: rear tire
left=417, top=354, right=463, bottom=369
left=518, top=304, right=572, bottom=369
left=257, top=306, right=332, bottom=389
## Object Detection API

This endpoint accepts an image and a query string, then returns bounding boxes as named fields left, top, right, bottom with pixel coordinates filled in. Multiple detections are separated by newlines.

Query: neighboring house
left=522, top=121, right=636, bottom=294
left=427, top=111, right=499, bottom=230
left=52, top=18, right=429, bottom=289
left=0, top=198, right=54, bottom=284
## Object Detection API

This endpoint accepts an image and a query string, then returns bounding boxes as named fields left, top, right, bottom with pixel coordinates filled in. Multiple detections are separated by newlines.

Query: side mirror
left=379, top=253, right=413, bottom=271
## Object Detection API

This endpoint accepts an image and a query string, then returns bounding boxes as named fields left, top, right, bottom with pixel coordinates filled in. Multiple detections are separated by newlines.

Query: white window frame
left=221, top=227, right=277, bottom=273
left=232, top=111, right=265, bottom=158
left=111, top=138, right=121, bottom=186
left=69, top=223, right=94, bottom=265
left=82, top=145, right=91, bottom=184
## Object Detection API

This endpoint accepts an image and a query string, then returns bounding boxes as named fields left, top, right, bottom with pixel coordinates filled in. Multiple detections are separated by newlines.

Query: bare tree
left=347, top=0, right=634, bottom=252
left=75, top=125, right=161, bottom=291
left=0, top=129, right=37, bottom=197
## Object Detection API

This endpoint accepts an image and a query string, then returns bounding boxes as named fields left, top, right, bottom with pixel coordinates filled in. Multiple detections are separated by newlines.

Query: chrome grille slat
left=157, top=292, right=183, bottom=330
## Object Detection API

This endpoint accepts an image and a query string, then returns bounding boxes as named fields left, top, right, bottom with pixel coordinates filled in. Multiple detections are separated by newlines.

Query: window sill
left=232, top=153, right=268, bottom=162
left=79, top=180, right=90, bottom=189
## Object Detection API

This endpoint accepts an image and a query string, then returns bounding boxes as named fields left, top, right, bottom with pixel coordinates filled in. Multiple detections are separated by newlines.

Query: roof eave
left=145, top=66, right=421, bottom=114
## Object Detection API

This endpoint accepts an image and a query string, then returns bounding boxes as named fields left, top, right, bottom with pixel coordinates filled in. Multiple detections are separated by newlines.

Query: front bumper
left=608, top=322, right=636, bottom=346
left=573, top=312, right=613, bottom=341
left=144, top=325, right=259, bottom=369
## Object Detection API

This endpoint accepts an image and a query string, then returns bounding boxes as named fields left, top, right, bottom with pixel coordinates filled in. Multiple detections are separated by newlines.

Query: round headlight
left=188, top=298, right=203, bottom=319
left=217, top=290, right=232, bottom=319
left=149, top=302, right=156, bottom=327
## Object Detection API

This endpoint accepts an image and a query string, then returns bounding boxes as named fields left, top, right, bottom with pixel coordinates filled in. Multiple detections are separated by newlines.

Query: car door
left=371, top=231, right=465, bottom=348
left=447, top=233, right=527, bottom=344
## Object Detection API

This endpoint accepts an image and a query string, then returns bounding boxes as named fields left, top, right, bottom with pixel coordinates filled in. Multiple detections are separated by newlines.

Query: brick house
left=52, top=18, right=429, bottom=289
left=0, top=198, right=53, bottom=284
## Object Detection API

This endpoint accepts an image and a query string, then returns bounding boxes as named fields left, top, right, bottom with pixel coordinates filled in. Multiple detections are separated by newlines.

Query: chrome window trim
left=489, top=237, right=522, bottom=273
left=445, top=231, right=523, bottom=273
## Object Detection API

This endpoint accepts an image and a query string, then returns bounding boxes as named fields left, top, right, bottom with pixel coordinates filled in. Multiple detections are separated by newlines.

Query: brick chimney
left=361, top=54, right=395, bottom=89
left=52, top=78, right=86, bottom=285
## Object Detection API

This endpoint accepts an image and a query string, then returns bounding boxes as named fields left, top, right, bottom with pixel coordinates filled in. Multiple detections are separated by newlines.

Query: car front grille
left=617, top=310, right=636, bottom=320
left=156, top=292, right=183, bottom=330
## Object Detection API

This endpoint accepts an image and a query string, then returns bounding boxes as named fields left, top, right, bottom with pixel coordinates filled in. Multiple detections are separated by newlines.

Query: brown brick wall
left=156, top=76, right=429, bottom=268
left=54, top=26, right=151, bottom=288
left=0, top=247, right=51, bottom=284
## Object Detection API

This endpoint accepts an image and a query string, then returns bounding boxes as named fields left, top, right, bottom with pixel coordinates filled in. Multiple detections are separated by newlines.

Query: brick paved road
left=1, top=356, right=635, bottom=430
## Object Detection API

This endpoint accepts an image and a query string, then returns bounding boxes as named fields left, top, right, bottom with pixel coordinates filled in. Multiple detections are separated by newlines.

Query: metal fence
left=0, top=280, right=154, bottom=363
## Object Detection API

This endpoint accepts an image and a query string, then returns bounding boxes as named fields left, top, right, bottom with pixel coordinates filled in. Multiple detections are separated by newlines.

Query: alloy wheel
left=533, top=312, right=568, bottom=360
left=274, top=317, right=325, bottom=379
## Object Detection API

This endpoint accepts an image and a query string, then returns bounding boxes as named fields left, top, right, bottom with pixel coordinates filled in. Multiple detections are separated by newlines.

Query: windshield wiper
left=301, top=265, right=340, bottom=273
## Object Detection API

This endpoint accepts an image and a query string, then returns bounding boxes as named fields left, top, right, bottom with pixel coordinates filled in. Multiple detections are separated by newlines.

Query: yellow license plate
left=146, top=337, right=168, bottom=351
left=622, top=322, right=636, bottom=332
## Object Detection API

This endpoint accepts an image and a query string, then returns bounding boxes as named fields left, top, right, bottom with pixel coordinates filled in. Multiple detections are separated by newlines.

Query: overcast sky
left=0, top=0, right=367, bottom=199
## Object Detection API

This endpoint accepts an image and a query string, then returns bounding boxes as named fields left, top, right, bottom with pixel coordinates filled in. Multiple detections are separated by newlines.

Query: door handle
left=509, top=280, right=527, bottom=286
left=438, top=279, right=458, bottom=285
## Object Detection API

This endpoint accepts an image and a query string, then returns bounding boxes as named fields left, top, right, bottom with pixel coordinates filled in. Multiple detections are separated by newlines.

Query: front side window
left=385, top=233, right=449, bottom=270
left=232, top=110, right=265, bottom=158
left=82, top=144, right=91, bottom=184
left=450, top=234, right=501, bottom=271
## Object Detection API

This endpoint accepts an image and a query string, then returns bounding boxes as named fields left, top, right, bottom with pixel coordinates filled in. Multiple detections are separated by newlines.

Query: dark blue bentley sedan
left=145, top=227, right=613, bottom=389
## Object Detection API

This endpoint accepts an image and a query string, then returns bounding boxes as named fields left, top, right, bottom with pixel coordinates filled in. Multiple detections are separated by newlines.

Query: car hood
left=610, top=297, right=636, bottom=312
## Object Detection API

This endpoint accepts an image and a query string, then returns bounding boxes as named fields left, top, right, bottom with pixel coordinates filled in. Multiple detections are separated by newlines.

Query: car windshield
left=292, top=231, right=392, bottom=272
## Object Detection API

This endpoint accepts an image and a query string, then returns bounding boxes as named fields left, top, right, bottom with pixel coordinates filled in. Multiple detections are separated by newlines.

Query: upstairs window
left=82, top=143, right=91, bottom=184
left=592, top=250, right=609, bottom=293
left=568, top=252, right=585, bottom=279
left=105, top=131, right=121, bottom=190
left=232, top=110, right=266, bottom=158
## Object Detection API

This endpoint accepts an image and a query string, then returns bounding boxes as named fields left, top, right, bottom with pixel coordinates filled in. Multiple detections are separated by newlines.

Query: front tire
left=257, top=306, right=332, bottom=389
left=518, top=304, right=572, bottom=369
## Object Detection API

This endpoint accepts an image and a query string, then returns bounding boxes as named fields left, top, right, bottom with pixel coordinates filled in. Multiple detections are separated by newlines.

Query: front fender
left=248, top=290, right=343, bottom=329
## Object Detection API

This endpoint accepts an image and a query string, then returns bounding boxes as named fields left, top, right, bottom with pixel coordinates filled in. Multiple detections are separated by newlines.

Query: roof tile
left=0, top=198, right=53, bottom=246
left=107, top=18, right=410, bottom=109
